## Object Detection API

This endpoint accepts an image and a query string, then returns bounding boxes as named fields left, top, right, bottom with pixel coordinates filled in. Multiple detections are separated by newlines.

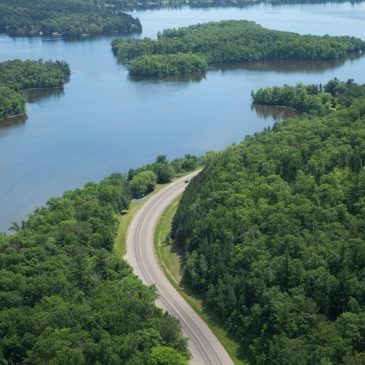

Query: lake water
left=1, top=2, right=365, bottom=231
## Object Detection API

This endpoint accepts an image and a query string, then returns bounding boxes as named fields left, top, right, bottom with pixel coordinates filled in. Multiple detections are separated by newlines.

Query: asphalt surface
left=125, top=171, right=234, bottom=365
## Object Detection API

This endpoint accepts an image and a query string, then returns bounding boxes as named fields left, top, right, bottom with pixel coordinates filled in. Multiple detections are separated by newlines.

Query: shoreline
left=19, top=86, right=65, bottom=92
left=0, top=113, right=26, bottom=122
left=0, top=87, right=65, bottom=122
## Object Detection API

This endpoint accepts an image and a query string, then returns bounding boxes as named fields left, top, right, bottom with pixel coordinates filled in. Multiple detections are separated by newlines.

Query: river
left=0, top=2, right=364, bottom=231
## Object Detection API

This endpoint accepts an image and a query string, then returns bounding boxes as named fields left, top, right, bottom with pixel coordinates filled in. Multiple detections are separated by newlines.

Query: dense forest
left=0, top=85, right=26, bottom=120
left=0, top=153, right=202, bottom=364
left=0, top=0, right=141, bottom=37
left=128, top=53, right=208, bottom=77
left=112, top=20, right=365, bottom=76
left=252, top=78, right=365, bottom=114
left=172, top=82, right=365, bottom=364
left=0, top=60, right=71, bottom=91
left=0, top=59, right=70, bottom=120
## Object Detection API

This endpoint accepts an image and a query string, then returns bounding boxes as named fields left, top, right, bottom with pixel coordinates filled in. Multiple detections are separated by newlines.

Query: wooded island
left=112, top=20, right=365, bottom=77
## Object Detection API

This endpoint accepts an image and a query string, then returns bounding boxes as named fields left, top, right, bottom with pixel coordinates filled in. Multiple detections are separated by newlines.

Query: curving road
left=125, top=171, right=234, bottom=365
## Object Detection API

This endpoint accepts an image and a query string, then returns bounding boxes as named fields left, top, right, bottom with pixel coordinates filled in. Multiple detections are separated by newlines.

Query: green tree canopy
left=130, top=170, right=158, bottom=198
left=172, top=81, right=365, bottom=364
left=0, top=0, right=141, bottom=37
left=0, top=170, right=188, bottom=363
left=251, top=78, right=365, bottom=115
left=150, top=346, right=188, bottom=365
left=0, top=59, right=70, bottom=120
left=112, top=20, right=365, bottom=76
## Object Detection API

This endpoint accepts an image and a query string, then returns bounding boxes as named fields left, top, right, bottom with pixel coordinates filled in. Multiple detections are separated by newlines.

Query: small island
left=128, top=53, right=208, bottom=77
left=0, top=0, right=142, bottom=37
left=0, top=59, right=71, bottom=120
left=251, top=78, right=365, bottom=115
left=112, top=20, right=365, bottom=77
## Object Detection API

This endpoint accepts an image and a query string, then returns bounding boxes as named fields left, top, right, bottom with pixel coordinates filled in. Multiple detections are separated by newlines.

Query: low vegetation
left=0, top=0, right=142, bottom=37
left=112, top=20, right=365, bottom=76
left=172, top=80, right=365, bottom=364
left=155, top=195, right=183, bottom=285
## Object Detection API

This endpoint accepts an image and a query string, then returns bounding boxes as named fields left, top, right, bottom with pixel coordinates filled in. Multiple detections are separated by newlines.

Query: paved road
left=125, top=171, right=234, bottom=365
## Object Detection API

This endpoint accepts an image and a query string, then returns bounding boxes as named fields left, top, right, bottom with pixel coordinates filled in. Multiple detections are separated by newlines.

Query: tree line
left=128, top=53, right=208, bottom=77
left=0, top=59, right=70, bottom=120
left=0, top=153, right=203, bottom=364
left=172, top=80, right=365, bottom=364
left=112, top=20, right=365, bottom=77
left=127, top=154, right=203, bottom=198
left=0, top=0, right=142, bottom=37
left=251, top=78, right=365, bottom=115
left=91, top=0, right=363, bottom=11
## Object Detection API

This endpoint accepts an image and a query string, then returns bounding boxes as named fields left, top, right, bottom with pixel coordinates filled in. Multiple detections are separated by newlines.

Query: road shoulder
left=154, top=194, right=248, bottom=365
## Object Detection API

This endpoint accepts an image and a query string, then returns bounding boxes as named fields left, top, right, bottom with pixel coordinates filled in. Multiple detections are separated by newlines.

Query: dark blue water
left=0, top=2, right=365, bottom=231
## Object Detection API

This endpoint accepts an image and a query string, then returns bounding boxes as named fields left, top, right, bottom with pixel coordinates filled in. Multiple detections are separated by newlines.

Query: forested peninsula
left=112, top=20, right=365, bottom=77
left=172, top=81, right=365, bottom=364
left=0, top=0, right=141, bottom=37
left=252, top=78, right=365, bottom=115
left=0, top=60, right=70, bottom=120
left=0, top=155, right=201, bottom=364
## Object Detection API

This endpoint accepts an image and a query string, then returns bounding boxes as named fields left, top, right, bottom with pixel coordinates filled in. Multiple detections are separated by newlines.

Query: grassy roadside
left=114, top=183, right=166, bottom=259
left=113, top=170, right=199, bottom=260
left=154, top=196, right=248, bottom=365
left=154, top=195, right=183, bottom=285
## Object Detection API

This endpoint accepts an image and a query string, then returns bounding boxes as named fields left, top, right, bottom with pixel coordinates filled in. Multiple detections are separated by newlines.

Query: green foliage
left=252, top=78, right=365, bottom=114
left=0, top=171, right=187, bottom=363
left=171, top=154, right=201, bottom=173
left=153, top=155, right=175, bottom=184
left=128, top=53, right=208, bottom=77
left=0, top=84, right=26, bottom=120
left=0, top=0, right=141, bottom=37
left=130, top=170, right=158, bottom=198
left=150, top=345, right=188, bottom=365
left=172, top=85, right=365, bottom=364
left=0, top=59, right=70, bottom=120
left=128, top=154, right=203, bottom=186
left=112, top=20, right=365, bottom=76
left=0, top=59, right=70, bottom=91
